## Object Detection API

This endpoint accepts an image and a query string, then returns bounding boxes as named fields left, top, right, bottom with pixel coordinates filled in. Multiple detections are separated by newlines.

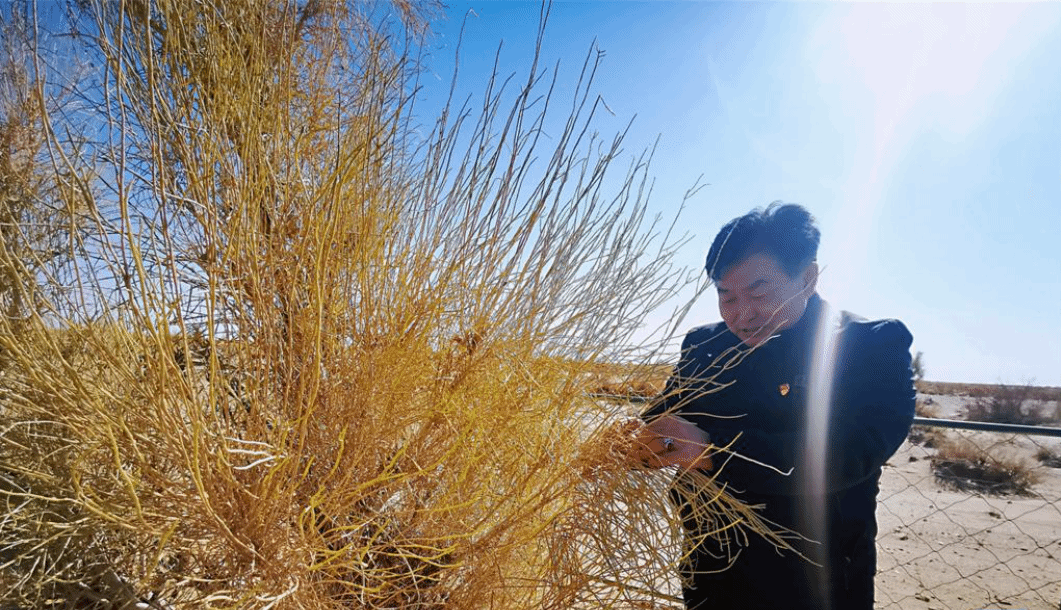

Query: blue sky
left=415, top=1, right=1061, bottom=385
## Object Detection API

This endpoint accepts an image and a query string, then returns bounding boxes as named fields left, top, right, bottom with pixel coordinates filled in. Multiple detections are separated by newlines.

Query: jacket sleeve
left=825, top=319, right=916, bottom=491
left=709, top=319, right=915, bottom=495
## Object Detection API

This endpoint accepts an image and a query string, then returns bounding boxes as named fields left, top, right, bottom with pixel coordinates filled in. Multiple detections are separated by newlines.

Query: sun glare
left=809, top=4, right=1053, bottom=312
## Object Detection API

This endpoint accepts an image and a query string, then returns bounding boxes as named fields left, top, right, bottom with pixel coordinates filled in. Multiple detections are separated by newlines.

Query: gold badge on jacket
left=779, top=383, right=790, bottom=396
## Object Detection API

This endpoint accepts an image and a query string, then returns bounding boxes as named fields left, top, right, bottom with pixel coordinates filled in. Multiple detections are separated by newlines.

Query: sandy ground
left=874, top=393, right=1061, bottom=610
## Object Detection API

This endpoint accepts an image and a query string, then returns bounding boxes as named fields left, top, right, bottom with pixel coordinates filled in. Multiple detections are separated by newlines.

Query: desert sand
left=874, top=393, right=1061, bottom=610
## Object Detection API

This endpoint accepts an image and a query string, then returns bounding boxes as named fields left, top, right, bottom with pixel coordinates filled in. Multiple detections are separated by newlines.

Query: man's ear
left=802, top=262, right=819, bottom=293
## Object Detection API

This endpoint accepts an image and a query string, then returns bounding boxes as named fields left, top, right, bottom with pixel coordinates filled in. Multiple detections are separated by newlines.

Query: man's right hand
left=630, top=415, right=713, bottom=471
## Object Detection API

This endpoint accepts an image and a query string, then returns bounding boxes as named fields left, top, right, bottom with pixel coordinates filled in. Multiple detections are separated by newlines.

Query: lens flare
left=802, top=301, right=842, bottom=605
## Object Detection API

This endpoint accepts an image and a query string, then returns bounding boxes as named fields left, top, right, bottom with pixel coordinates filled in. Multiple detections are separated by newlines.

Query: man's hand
left=630, top=415, right=713, bottom=471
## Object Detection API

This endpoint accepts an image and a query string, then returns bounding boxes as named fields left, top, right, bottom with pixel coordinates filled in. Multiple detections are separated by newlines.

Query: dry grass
left=918, top=380, right=1061, bottom=403
left=907, top=398, right=946, bottom=447
left=961, top=384, right=1061, bottom=427
left=930, top=435, right=1042, bottom=496
left=914, top=397, right=940, bottom=419
left=0, top=2, right=782, bottom=608
left=1035, top=447, right=1061, bottom=469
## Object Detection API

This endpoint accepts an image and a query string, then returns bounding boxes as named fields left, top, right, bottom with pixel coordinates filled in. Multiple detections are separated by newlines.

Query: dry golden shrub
left=0, top=2, right=92, bottom=332
left=582, top=363, right=672, bottom=399
left=0, top=1, right=783, bottom=608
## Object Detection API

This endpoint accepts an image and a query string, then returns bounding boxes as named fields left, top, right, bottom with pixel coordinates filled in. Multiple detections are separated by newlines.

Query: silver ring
left=662, top=437, right=675, bottom=452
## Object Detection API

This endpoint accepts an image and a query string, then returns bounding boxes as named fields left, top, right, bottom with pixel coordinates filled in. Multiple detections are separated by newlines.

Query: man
left=635, top=203, right=915, bottom=609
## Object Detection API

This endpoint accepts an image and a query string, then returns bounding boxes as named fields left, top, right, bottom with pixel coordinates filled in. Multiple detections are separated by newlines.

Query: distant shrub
left=582, top=363, right=670, bottom=400
left=915, top=396, right=939, bottom=418
left=589, top=377, right=666, bottom=400
left=916, top=381, right=1061, bottom=402
left=963, top=384, right=1060, bottom=426
left=931, top=436, right=1041, bottom=495
left=907, top=398, right=945, bottom=447
left=907, top=426, right=946, bottom=449
left=1036, top=447, right=1061, bottom=469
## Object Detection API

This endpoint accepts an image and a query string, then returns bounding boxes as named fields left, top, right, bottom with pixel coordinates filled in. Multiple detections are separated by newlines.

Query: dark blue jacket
left=644, top=295, right=915, bottom=609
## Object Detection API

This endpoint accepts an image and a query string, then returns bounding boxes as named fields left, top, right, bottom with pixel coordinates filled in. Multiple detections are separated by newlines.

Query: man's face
left=716, top=252, right=817, bottom=347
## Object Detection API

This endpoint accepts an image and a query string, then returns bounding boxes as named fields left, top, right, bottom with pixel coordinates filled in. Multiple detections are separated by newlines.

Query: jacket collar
left=742, top=293, right=825, bottom=358
left=779, top=293, right=824, bottom=343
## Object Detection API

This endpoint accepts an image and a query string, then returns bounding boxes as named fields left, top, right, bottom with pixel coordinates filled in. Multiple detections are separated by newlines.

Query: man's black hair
left=705, top=202, right=820, bottom=281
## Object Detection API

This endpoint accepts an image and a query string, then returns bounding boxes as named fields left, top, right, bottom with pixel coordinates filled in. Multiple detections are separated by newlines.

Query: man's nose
left=737, top=302, right=759, bottom=325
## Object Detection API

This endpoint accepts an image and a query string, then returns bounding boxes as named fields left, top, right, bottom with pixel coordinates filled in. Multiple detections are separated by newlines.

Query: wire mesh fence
left=876, top=416, right=1061, bottom=610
